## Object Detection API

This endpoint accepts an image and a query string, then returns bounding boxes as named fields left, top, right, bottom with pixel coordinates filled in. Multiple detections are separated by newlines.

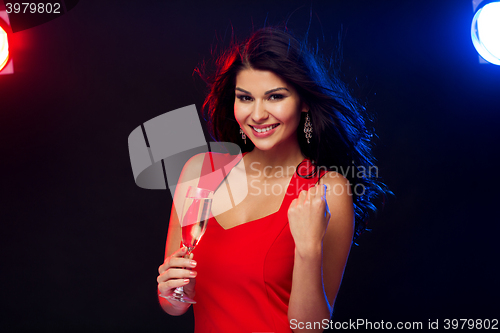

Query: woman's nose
left=251, top=100, right=269, bottom=123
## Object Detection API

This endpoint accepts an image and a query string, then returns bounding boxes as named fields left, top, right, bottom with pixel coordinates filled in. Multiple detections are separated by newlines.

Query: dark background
left=1, top=0, right=499, bottom=332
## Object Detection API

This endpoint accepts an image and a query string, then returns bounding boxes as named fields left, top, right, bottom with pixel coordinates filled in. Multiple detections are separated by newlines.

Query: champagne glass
left=162, top=186, right=213, bottom=304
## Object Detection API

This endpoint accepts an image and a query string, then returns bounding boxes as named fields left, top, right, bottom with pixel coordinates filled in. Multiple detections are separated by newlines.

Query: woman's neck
left=244, top=141, right=305, bottom=178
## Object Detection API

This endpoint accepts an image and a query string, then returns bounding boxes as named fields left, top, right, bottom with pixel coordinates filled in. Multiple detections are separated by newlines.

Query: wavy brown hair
left=195, top=27, right=391, bottom=242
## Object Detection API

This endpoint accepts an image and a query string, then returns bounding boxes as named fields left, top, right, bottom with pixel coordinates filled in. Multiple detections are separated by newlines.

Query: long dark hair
left=196, top=27, right=391, bottom=242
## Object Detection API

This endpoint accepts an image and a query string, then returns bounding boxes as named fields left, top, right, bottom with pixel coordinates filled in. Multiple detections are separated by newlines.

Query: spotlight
left=471, top=1, right=500, bottom=65
left=0, top=25, right=8, bottom=71
left=0, top=8, right=13, bottom=75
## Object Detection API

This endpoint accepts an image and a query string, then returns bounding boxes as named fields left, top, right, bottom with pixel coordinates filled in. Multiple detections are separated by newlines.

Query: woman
left=157, top=27, right=389, bottom=332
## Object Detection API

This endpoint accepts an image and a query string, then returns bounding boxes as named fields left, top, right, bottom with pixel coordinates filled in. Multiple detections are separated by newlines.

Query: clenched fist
left=287, top=184, right=331, bottom=256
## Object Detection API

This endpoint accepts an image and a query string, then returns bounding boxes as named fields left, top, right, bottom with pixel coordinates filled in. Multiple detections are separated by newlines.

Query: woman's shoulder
left=319, top=170, right=354, bottom=232
left=182, top=152, right=239, bottom=178
left=318, top=170, right=351, bottom=193
left=180, top=153, right=206, bottom=181
left=184, top=151, right=227, bottom=166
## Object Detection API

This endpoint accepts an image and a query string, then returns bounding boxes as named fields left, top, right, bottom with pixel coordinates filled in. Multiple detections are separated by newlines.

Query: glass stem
left=172, top=247, right=194, bottom=301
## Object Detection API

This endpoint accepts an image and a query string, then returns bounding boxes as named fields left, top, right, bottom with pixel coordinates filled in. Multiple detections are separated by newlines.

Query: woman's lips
left=249, top=124, right=280, bottom=137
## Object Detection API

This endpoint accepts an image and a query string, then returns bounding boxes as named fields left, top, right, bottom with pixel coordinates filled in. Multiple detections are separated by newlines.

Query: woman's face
left=234, top=68, right=307, bottom=151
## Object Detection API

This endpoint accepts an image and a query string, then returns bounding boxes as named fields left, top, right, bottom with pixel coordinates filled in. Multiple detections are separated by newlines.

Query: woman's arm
left=288, top=172, right=354, bottom=332
left=157, top=153, right=206, bottom=315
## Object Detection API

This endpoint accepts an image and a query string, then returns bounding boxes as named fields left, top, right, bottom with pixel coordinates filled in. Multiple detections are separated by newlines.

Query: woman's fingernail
left=189, top=271, right=197, bottom=276
left=184, top=279, right=190, bottom=283
left=190, top=260, right=197, bottom=267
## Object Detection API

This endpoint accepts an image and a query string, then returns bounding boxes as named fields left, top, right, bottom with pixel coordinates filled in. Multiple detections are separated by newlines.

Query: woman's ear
left=301, top=102, right=309, bottom=113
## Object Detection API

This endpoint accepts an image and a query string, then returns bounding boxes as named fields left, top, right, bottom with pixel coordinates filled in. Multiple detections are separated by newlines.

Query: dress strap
left=296, top=159, right=328, bottom=185
left=316, top=167, right=329, bottom=185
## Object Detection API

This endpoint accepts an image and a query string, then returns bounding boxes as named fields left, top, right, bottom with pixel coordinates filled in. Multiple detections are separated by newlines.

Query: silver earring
left=304, top=112, right=313, bottom=144
left=240, top=128, right=246, bottom=144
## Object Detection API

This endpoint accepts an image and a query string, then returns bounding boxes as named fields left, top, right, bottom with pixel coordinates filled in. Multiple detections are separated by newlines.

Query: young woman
left=157, top=27, right=389, bottom=332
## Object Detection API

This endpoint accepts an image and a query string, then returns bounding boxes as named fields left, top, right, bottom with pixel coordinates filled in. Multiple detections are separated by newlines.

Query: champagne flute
left=162, top=186, right=213, bottom=304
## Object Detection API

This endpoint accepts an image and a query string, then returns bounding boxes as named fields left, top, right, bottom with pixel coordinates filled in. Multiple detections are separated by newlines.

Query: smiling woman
left=156, top=27, right=391, bottom=333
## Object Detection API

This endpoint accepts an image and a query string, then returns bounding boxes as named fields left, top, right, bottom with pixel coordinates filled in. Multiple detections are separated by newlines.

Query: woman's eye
left=237, top=95, right=253, bottom=102
left=269, top=94, right=284, bottom=101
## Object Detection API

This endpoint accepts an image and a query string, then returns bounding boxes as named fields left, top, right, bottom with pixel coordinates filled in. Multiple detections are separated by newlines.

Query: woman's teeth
left=252, top=124, right=279, bottom=133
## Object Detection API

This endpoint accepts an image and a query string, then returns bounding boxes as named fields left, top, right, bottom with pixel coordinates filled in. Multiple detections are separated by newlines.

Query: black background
left=1, top=0, right=499, bottom=332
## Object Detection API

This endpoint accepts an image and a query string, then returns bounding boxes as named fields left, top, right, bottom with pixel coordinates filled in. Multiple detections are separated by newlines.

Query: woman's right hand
left=157, top=246, right=197, bottom=306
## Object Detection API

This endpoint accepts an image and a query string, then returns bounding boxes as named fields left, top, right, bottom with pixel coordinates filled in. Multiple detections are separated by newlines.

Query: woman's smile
left=249, top=123, right=280, bottom=136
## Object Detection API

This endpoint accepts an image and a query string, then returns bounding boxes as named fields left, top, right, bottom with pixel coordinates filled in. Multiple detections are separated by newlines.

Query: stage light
left=471, top=1, right=500, bottom=65
left=0, top=25, right=8, bottom=71
left=0, top=8, right=13, bottom=75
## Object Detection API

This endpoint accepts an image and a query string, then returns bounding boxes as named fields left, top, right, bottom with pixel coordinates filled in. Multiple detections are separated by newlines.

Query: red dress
left=191, top=152, right=325, bottom=333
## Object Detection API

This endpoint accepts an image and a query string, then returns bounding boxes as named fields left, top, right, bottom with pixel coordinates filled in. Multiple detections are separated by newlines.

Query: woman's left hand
left=287, top=184, right=331, bottom=256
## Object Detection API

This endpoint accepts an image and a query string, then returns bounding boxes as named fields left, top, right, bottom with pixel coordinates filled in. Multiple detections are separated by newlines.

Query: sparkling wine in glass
left=163, top=186, right=213, bottom=304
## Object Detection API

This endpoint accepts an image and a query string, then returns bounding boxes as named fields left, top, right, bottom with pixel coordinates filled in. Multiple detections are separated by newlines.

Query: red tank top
left=191, top=152, right=325, bottom=333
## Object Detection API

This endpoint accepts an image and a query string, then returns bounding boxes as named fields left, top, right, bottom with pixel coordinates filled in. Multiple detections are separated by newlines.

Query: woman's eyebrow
left=235, top=87, right=290, bottom=95
left=235, top=87, right=251, bottom=94
left=265, top=87, right=289, bottom=95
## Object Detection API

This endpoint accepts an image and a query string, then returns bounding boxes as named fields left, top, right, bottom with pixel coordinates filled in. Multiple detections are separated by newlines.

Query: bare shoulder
left=180, top=151, right=233, bottom=183
left=180, top=152, right=206, bottom=181
left=319, top=171, right=354, bottom=229
left=319, top=171, right=352, bottom=197
left=182, top=152, right=229, bottom=168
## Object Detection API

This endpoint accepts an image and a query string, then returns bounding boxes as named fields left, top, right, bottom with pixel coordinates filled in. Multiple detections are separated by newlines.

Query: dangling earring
left=304, top=112, right=313, bottom=144
left=240, top=128, right=246, bottom=144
